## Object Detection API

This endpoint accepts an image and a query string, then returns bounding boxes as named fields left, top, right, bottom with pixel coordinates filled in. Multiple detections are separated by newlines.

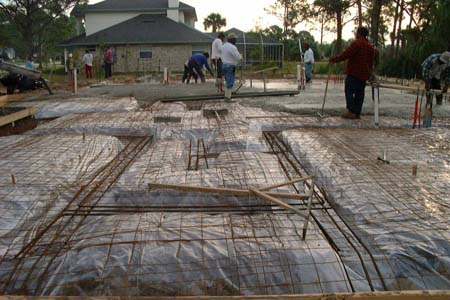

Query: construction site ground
left=0, top=79, right=449, bottom=298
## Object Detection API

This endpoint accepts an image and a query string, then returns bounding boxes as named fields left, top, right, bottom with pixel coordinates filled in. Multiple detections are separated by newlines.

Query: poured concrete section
left=240, top=80, right=450, bottom=119
left=8, top=97, right=140, bottom=119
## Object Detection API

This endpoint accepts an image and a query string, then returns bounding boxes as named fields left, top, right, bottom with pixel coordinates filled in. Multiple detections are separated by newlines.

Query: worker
left=66, top=53, right=74, bottom=81
left=104, top=46, right=113, bottom=79
left=421, top=51, right=450, bottom=105
left=222, top=33, right=242, bottom=102
left=182, top=59, right=198, bottom=84
left=82, top=50, right=94, bottom=79
left=330, top=27, right=377, bottom=119
left=25, top=56, right=34, bottom=70
left=183, top=52, right=213, bottom=84
left=211, top=32, right=225, bottom=89
left=303, top=43, right=314, bottom=83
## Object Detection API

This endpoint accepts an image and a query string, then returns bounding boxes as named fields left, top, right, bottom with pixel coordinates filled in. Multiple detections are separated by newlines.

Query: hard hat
left=440, top=51, right=450, bottom=64
left=228, top=33, right=237, bottom=40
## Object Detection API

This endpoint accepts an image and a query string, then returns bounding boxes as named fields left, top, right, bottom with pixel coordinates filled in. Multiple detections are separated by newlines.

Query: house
left=61, top=0, right=213, bottom=73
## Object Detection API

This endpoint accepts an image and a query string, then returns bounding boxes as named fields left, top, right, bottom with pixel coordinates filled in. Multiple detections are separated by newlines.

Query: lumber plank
left=148, top=183, right=309, bottom=200
left=251, top=189, right=307, bottom=218
left=0, top=94, right=31, bottom=107
left=257, top=176, right=314, bottom=192
left=0, top=107, right=38, bottom=127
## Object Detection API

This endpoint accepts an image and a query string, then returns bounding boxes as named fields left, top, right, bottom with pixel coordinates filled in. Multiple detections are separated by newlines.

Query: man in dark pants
left=182, top=59, right=198, bottom=84
left=211, top=32, right=225, bottom=89
left=182, top=52, right=213, bottom=84
left=330, top=27, right=377, bottom=119
left=421, top=52, right=450, bottom=105
left=104, top=46, right=113, bottom=78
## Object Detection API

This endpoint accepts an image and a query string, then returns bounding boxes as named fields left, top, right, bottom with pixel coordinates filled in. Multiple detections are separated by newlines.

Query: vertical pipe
left=297, top=65, right=301, bottom=91
left=73, top=67, right=77, bottom=94
left=164, top=67, right=168, bottom=84
left=250, top=64, right=253, bottom=88
left=263, top=74, right=267, bottom=92
left=243, top=32, right=247, bottom=66
left=260, top=32, right=264, bottom=64
left=374, top=87, right=379, bottom=127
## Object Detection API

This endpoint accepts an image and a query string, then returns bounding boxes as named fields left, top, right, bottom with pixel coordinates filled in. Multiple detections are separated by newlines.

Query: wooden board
left=0, top=94, right=31, bottom=107
left=0, top=107, right=38, bottom=127
left=1, top=290, right=450, bottom=300
left=148, top=183, right=309, bottom=200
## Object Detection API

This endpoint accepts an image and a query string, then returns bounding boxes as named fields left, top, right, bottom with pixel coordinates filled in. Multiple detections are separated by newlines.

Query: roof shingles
left=61, top=14, right=213, bottom=46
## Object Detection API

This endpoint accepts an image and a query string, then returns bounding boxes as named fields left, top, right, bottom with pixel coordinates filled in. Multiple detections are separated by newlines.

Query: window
left=140, top=51, right=153, bottom=59
left=192, top=50, right=203, bottom=56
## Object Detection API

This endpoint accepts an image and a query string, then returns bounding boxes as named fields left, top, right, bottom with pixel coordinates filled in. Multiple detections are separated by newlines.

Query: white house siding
left=184, top=14, right=195, bottom=27
left=111, top=44, right=210, bottom=73
left=166, top=9, right=179, bottom=22
left=86, top=12, right=141, bottom=36
left=86, top=11, right=193, bottom=36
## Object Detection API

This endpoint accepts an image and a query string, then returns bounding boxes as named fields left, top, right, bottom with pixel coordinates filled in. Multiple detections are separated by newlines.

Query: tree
left=0, top=0, right=84, bottom=57
left=370, top=0, right=384, bottom=47
left=262, top=25, right=283, bottom=41
left=40, top=15, right=77, bottom=62
left=265, top=0, right=310, bottom=40
left=203, top=13, right=226, bottom=32
left=313, top=0, right=355, bottom=53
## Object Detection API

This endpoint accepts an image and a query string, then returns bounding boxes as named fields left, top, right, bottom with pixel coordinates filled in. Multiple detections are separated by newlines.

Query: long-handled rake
left=318, top=63, right=333, bottom=118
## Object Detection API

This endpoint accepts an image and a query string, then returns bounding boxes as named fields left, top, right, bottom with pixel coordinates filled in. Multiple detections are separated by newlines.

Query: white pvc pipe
left=73, top=67, right=77, bottom=94
left=164, top=67, right=168, bottom=84
left=374, top=89, right=379, bottom=127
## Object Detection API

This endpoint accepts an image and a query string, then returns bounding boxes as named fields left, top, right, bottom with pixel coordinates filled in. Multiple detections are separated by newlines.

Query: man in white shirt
left=222, top=33, right=242, bottom=102
left=211, top=32, right=225, bottom=90
left=303, top=43, right=314, bottom=83
left=82, top=50, right=94, bottom=79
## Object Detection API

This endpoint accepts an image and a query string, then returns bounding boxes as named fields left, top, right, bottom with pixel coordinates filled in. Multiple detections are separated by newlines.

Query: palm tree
left=203, top=13, right=227, bottom=32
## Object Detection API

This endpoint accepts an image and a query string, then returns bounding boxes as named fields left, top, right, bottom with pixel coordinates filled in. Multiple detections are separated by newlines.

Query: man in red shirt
left=330, top=27, right=377, bottom=119
left=104, top=46, right=114, bottom=79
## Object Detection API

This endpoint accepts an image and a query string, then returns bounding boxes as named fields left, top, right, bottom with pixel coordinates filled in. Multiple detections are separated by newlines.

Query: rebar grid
left=281, top=128, right=450, bottom=291
left=1, top=213, right=351, bottom=296
left=0, top=136, right=151, bottom=295
left=1, top=99, right=449, bottom=296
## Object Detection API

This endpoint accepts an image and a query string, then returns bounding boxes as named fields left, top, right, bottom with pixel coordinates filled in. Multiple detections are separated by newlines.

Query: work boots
left=224, top=88, right=232, bottom=102
left=341, top=110, right=360, bottom=120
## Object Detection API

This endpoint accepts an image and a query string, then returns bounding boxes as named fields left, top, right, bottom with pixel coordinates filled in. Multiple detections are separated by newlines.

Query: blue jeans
left=305, top=63, right=313, bottom=82
left=345, top=75, right=366, bottom=114
left=222, top=64, right=236, bottom=89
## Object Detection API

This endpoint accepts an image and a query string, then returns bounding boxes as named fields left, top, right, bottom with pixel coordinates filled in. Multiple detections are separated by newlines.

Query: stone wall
left=111, top=44, right=210, bottom=73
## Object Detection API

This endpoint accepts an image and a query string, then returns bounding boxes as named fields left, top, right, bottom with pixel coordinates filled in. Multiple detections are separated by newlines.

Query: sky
left=183, top=0, right=355, bottom=42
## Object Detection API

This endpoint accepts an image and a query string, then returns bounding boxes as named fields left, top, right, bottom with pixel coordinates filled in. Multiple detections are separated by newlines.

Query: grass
left=281, top=61, right=345, bottom=75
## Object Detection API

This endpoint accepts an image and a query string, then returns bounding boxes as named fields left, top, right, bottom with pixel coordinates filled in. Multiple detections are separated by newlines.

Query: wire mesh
left=1, top=99, right=449, bottom=296
left=281, top=128, right=450, bottom=290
